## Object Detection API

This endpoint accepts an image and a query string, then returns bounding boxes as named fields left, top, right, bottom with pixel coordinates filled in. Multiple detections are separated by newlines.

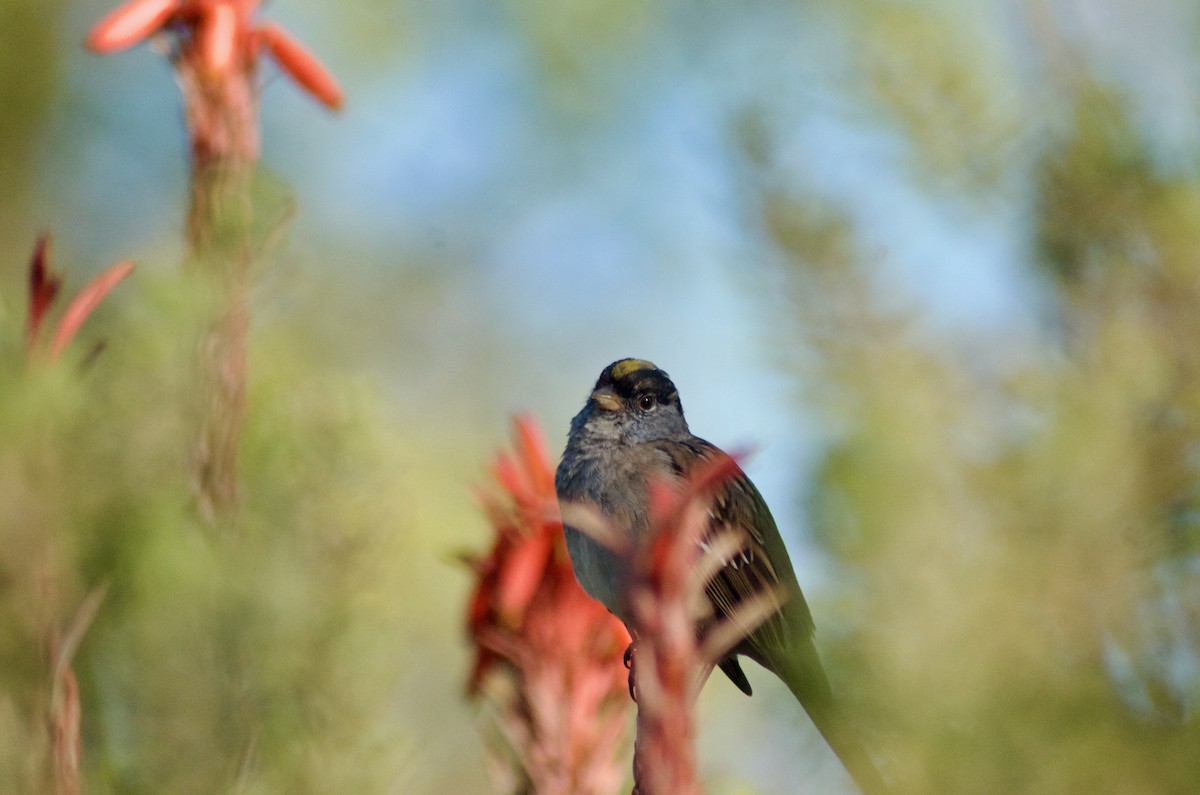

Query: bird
left=555, top=358, right=886, bottom=795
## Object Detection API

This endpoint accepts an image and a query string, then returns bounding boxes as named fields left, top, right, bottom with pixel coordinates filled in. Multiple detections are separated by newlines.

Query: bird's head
left=570, top=358, right=689, bottom=445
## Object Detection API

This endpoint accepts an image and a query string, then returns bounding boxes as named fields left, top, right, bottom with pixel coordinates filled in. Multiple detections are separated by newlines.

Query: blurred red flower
left=623, top=455, right=746, bottom=795
left=558, top=450, right=776, bottom=795
left=86, top=0, right=343, bottom=110
left=465, top=416, right=632, bottom=795
left=25, top=235, right=134, bottom=363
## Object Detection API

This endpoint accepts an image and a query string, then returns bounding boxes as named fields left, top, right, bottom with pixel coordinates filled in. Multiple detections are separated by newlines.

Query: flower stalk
left=86, top=0, right=343, bottom=521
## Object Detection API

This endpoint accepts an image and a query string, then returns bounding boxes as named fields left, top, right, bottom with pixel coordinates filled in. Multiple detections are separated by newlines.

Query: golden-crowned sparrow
left=555, top=358, right=885, bottom=795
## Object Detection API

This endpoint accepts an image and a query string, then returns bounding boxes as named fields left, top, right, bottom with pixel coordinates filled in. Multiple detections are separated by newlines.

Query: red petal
left=256, top=23, right=344, bottom=110
left=495, top=533, right=553, bottom=626
left=466, top=576, right=491, bottom=627
left=27, top=235, right=62, bottom=349
left=513, top=415, right=556, bottom=497
left=683, top=450, right=744, bottom=499
left=492, top=452, right=534, bottom=506
left=49, top=261, right=135, bottom=360
left=198, top=1, right=239, bottom=78
left=647, top=477, right=681, bottom=521
left=85, top=0, right=180, bottom=53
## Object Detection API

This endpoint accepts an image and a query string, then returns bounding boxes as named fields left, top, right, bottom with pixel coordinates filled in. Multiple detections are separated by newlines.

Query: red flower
left=85, top=0, right=343, bottom=110
left=25, top=235, right=134, bottom=363
left=466, top=416, right=632, bottom=795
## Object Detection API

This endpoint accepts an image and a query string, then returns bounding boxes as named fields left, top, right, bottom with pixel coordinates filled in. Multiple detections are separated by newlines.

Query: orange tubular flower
left=85, top=0, right=180, bottom=53
left=466, top=416, right=632, bottom=795
left=197, top=1, right=239, bottom=80
left=255, top=24, right=344, bottom=110
left=85, top=0, right=344, bottom=110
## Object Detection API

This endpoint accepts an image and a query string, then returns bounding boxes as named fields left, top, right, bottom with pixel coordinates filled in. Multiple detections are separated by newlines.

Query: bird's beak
left=591, top=386, right=621, bottom=412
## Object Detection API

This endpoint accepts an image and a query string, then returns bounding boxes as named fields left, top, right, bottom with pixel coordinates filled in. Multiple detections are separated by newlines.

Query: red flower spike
left=85, top=0, right=181, bottom=53
left=48, top=261, right=135, bottom=360
left=623, top=452, right=763, bottom=795
left=466, top=416, right=631, bottom=795
left=256, top=23, right=344, bottom=110
left=27, top=235, right=63, bottom=350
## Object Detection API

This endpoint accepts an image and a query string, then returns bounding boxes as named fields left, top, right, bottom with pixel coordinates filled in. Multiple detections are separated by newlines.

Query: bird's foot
left=624, top=642, right=637, bottom=702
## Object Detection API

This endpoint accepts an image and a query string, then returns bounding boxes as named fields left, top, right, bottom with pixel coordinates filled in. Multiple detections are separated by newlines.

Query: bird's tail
left=777, top=653, right=889, bottom=795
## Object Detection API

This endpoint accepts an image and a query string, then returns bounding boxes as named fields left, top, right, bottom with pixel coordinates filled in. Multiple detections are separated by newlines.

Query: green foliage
left=854, top=2, right=1024, bottom=193
left=761, top=60, right=1200, bottom=795
left=0, top=272, right=437, bottom=793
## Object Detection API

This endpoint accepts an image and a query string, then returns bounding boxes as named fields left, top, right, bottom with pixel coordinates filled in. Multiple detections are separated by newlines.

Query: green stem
left=179, top=61, right=260, bottom=523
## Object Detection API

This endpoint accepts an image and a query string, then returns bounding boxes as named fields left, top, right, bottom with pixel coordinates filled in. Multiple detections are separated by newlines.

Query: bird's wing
left=652, top=438, right=815, bottom=666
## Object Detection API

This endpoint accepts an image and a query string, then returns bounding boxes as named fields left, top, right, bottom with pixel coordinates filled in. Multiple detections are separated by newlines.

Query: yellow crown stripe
left=611, top=359, right=657, bottom=379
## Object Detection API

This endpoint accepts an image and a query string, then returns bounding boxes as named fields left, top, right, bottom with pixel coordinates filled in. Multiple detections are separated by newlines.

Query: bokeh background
left=2, top=0, right=1200, bottom=792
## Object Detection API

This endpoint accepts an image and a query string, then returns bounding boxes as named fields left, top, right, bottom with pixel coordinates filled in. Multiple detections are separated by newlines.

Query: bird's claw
left=624, top=642, right=637, bottom=702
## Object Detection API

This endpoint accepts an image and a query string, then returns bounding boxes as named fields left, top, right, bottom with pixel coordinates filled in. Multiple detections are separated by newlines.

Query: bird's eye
left=638, top=394, right=656, bottom=411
